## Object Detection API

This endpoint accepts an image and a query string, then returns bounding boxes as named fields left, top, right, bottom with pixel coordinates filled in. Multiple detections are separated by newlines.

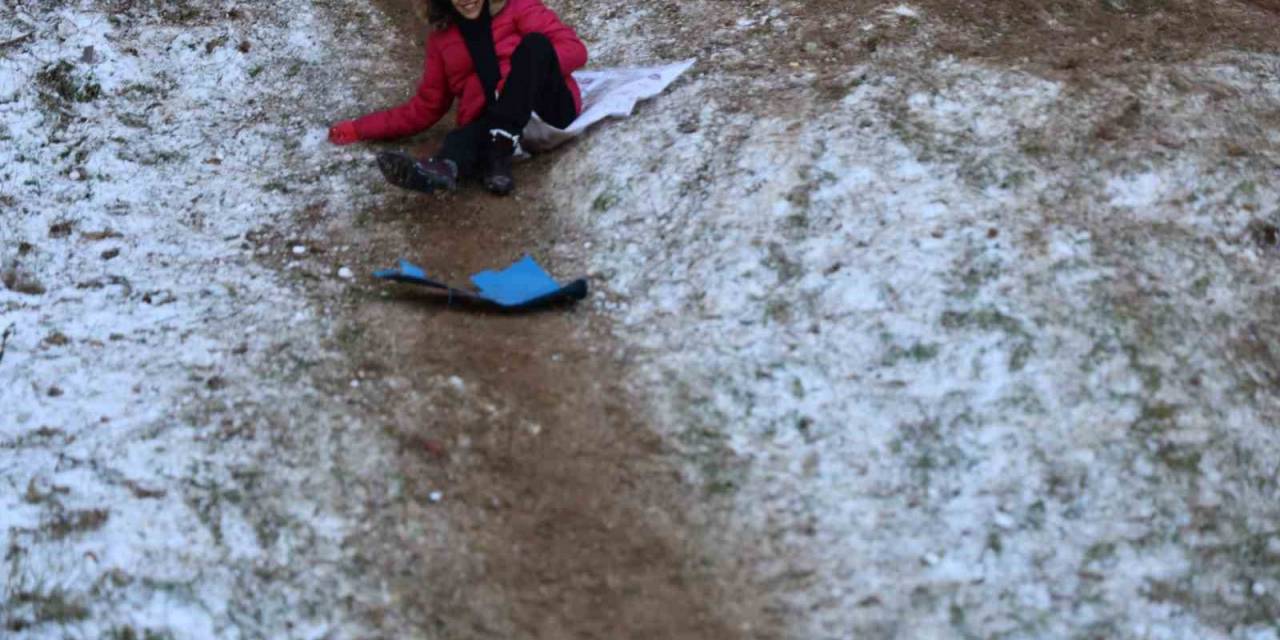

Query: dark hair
left=426, top=0, right=461, bottom=28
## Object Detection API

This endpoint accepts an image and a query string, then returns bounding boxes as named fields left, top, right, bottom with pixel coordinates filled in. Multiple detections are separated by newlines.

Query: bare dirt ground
left=294, top=0, right=1280, bottom=637
left=295, top=170, right=764, bottom=637
left=274, top=1, right=771, bottom=637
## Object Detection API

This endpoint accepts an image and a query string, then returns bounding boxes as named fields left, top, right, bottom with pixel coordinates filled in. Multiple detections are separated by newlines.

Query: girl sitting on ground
left=328, top=0, right=587, bottom=196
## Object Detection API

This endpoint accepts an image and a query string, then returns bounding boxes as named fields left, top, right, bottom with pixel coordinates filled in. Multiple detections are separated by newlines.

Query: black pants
left=437, top=33, right=578, bottom=179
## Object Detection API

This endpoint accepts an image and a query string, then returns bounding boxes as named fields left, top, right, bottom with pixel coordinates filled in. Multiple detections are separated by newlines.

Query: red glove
left=328, top=120, right=359, bottom=145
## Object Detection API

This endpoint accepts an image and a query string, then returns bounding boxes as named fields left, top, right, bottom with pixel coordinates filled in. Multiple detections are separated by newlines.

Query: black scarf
left=456, top=0, right=501, bottom=106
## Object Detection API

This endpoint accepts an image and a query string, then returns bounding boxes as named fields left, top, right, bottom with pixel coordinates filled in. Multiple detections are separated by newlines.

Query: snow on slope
left=4, top=0, right=1280, bottom=637
left=0, top=2, right=404, bottom=637
left=550, top=8, right=1280, bottom=638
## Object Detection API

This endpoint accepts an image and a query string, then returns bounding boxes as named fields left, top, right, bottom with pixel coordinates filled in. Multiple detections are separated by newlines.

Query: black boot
left=377, top=151, right=457, bottom=194
left=483, top=130, right=518, bottom=196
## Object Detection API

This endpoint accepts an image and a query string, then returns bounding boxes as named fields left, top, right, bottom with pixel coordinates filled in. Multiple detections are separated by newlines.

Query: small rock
left=350, top=379, right=360, bottom=388
left=337, top=266, right=354, bottom=279
left=2, top=268, right=46, bottom=295
left=1254, top=581, right=1268, bottom=597
left=1248, top=221, right=1279, bottom=249
left=803, top=41, right=821, bottom=55
left=204, top=35, right=228, bottom=55
left=291, top=245, right=307, bottom=255
left=428, top=491, right=443, bottom=503
left=43, top=332, right=70, bottom=347
left=447, top=375, right=466, bottom=392
left=1094, top=124, right=1120, bottom=142
left=422, top=439, right=446, bottom=458
left=80, top=229, right=122, bottom=241
left=49, top=221, right=74, bottom=238
left=47, top=386, right=63, bottom=397
left=1226, top=143, right=1250, bottom=158
left=101, top=248, right=120, bottom=260
left=80, top=46, right=96, bottom=64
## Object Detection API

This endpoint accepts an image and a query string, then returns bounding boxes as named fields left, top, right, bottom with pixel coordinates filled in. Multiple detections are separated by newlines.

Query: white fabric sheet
left=521, top=59, right=695, bottom=152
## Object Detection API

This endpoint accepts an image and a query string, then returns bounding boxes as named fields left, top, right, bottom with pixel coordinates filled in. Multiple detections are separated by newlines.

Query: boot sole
left=484, top=175, right=514, bottom=196
left=376, top=152, right=455, bottom=194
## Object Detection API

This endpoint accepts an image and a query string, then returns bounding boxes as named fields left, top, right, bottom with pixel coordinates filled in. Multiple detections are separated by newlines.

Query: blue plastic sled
left=374, top=256, right=588, bottom=310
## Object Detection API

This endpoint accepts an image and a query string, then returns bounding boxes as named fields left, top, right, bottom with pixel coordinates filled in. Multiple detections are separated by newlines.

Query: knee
left=443, top=127, right=470, bottom=146
left=442, top=125, right=481, bottom=153
left=516, top=32, right=553, bottom=54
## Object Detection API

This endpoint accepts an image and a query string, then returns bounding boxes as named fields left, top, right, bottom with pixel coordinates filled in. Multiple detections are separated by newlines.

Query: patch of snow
left=548, top=45, right=1280, bottom=637
left=889, top=5, right=921, bottom=19
left=1106, top=172, right=1166, bottom=209
left=0, top=1, right=409, bottom=637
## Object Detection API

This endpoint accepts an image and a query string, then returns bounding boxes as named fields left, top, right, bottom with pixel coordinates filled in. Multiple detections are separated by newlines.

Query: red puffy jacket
left=352, top=0, right=587, bottom=141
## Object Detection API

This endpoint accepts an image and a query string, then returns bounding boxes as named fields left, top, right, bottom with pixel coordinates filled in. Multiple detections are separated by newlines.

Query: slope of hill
left=3, top=0, right=1279, bottom=637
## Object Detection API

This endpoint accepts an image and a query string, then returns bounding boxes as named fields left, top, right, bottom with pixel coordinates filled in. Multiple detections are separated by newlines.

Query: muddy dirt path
left=332, top=182, right=750, bottom=639
left=331, top=198, right=748, bottom=639
left=297, top=1, right=770, bottom=637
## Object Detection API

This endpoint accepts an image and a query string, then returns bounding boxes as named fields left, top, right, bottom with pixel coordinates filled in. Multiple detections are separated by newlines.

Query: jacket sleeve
left=514, top=0, right=588, bottom=74
left=352, top=37, right=453, bottom=141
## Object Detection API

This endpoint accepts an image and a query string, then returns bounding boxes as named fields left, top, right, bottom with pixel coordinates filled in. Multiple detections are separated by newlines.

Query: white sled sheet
left=521, top=59, right=695, bottom=152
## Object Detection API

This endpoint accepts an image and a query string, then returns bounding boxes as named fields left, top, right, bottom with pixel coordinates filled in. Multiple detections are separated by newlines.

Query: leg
left=375, top=122, right=488, bottom=194
left=376, top=149, right=459, bottom=194
left=488, top=33, right=578, bottom=134
left=436, top=120, right=490, bottom=179
left=480, top=34, right=578, bottom=196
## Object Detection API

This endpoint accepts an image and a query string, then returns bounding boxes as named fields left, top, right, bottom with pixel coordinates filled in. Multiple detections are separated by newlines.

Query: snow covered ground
left=551, top=4, right=1280, bottom=638
left=0, top=2, right=407, bottom=636
left=4, top=0, right=1279, bottom=637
